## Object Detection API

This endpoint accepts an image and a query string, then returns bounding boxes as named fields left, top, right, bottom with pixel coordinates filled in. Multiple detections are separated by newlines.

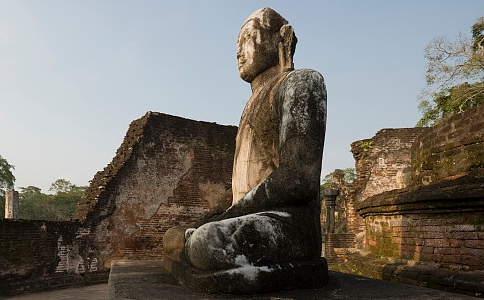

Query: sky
left=1, top=1, right=483, bottom=193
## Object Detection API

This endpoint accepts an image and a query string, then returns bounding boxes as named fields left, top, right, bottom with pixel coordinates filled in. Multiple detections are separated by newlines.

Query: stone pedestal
left=163, top=256, right=328, bottom=294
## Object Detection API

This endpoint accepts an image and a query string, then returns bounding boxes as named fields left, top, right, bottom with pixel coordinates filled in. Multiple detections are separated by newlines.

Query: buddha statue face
left=236, top=10, right=281, bottom=83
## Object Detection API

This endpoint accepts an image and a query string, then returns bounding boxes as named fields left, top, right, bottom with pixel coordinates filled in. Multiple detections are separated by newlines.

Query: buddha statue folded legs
left=163, top=7, right=328, bottom=294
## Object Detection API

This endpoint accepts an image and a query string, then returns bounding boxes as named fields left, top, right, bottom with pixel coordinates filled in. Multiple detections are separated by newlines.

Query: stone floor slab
left=108, top=260, right=478, bottom=300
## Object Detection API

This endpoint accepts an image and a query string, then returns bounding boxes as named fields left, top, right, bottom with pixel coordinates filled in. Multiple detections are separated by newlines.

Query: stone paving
left=2, top=260, right=480, bottom=300
left=1, top=284, right=108, bottom=300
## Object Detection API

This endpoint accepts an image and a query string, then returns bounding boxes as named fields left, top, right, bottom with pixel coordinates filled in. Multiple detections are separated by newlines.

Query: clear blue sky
left=1, top=1, right=483, bottom=192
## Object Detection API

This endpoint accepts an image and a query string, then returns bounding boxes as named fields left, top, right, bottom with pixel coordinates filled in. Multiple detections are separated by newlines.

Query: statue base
left=164, top=255, right=329, bottom=294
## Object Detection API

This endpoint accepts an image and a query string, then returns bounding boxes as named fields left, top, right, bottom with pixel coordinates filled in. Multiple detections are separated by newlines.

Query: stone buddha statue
left=163, top=7, right=328, bottom=294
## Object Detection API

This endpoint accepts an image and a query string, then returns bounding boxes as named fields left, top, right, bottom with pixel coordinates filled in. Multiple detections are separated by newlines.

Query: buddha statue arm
left=218, top=69, right=327, bottom=220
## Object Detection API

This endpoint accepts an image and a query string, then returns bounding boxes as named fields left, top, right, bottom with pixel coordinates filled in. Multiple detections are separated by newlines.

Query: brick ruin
left=331, top=104, right=484, bottom=296
left=324, top=128, right=428, bottom=259
left=0, top=111, right=237, bottom=296
left=72, top=111, right=236, bottom=268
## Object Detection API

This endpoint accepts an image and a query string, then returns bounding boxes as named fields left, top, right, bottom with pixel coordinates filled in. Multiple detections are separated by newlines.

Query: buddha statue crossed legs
left=163, top=7, right=328, bottom=294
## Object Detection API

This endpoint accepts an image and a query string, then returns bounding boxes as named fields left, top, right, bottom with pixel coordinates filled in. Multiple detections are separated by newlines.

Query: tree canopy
left=11, top=179, right=87, bottom=220
left=0, top=154, right=15, bottom=193
left=0, top=157, right=84, bottom=220
left=320, top=168, right=356, bottom=190
left=417, top=16, right=484, bottom=127
left=0, top=154, right=16, bottom=217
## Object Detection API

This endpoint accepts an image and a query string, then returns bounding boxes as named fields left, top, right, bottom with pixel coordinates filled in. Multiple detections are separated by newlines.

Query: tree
left=49, top=178, right=75, bottom=194
left=417, top=16, right=484, bottom=127
left=18, top=186, right=52, bottom=220
left=0, top=154, right=15, bottom=219
left=0, top=154, right=15, bottom=194
left=18, top=180, right=87, bottom=220
left=320, top=168, right=356, bottom=190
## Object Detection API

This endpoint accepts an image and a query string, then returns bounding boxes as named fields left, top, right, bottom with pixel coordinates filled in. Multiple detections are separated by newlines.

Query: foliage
left=17, top=179, right=87, bottom=221
left=417, top=16, right=484, bottom=127
left=49, top=178, right=75, bottom=193
left=0, top=154, right=15, bottom=219
left=0, top=154, right=15, bottom=196
left=360, top=140, right=373, bottom=152
left=320, top=168, right=356, bottom=190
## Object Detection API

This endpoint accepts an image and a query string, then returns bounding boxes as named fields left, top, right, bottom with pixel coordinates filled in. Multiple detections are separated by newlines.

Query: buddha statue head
left=236, top=7, right=297, bottom=83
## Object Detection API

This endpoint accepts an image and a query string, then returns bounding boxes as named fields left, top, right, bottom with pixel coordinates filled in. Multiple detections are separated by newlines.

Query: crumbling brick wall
left=363, top=212, right=484, bottom=270
left=0, top=112, right=237, bottom=295
left=355, top=105, right=484, bottom=270
left=0, top=219, right=107, bottom=296
left=351, top=128, right=430, bottom=202
left=74, top=112, right=237, bottom=269
left=346, top=128, right=428, bottom=237
left=411, top=104, right=484, bottom=186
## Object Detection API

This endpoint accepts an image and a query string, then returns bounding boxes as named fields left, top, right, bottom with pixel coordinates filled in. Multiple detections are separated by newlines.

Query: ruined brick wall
left=347, top=128, right=428, bottom=236
left=364, top=212, right=484, bottom=271
left=351, top=128, right=430, bottom=202
left=324, top=233, right=356, bottom=260
left=411, top=104, right=484, bottom=186
left=0, top=220, right=107, bottom=296
left=74, top=112, right=237, bottom=269
left=0, top=112, right=236, bottom=295
left=355, top=105, right=484, bottom=270
left=357, top=170, right=484, bottom=270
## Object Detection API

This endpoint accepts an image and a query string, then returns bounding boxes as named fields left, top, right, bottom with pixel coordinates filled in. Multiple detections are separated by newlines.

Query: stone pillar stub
left=323, top=188, right=339, bottom=233
left=5, top=190, right=19, bottom=219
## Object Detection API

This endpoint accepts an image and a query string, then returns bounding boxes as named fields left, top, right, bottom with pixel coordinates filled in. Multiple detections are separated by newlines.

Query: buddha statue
left=163, top=7, right=328, bottom=294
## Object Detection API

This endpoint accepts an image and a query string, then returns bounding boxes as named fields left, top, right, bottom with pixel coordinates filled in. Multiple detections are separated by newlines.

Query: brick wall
left=74, top=112, right=237, bottom=269
left=0, top=220, right=108, bottom=295
left=0, top=112, right=237, bottom=295
left=355, top=105, right=484, bottom=271
left=324, top=233, right=356, bottom=260
left=347, top=128, right=428, bottom=238
left=411, top=104, right=484, bottom=186
left=365, top=213, right=484, bottom=271
left=351, top=128, right=430, bottom=202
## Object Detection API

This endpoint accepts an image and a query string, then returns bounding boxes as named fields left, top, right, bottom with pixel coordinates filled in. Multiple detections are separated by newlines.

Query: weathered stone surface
left=0, top=219, right=109, bottom=296
left=164, top=7, right=328, bottom=294
left=108, top=260, right=478, bottom=300
left=4, top=190, right=19, bottom=219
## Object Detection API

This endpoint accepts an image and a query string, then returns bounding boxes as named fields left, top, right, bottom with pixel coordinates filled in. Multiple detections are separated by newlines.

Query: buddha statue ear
left=278, top=24, right=296, bottom=72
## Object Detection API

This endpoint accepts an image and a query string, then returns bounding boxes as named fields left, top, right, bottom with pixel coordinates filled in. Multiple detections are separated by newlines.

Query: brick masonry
left=354, top=105, right=484, bottom=272
left=351, top=128, right=430, bottom=201
left=364, top=213, right=484, bottom=271
left=323, top=233, right=356, bottom=260
left=0, top=219, right=109, bottom=296
left=346, top=128, right=428, bottom=239
left=412, top=104, right=484, bottom=186
left=74, top=112, right=237, bottom=269
left=0, top=112, right=237, bottom=296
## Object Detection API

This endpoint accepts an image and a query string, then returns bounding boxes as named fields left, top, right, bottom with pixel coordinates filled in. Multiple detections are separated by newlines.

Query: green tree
left=417, top=16, right=484, bottom=127
left=49, top=178, right=75, bottom=194
left=18, top=186, right=52, bottom=220
left=0, top=154, right=15, bottom=194
left=18, top=180, right=87, bottom=221
left=0, top=154, right=15, bottom=219
left=320, top=168, right=356, bottom=190
left=51, top=180, right=86, bottom=220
